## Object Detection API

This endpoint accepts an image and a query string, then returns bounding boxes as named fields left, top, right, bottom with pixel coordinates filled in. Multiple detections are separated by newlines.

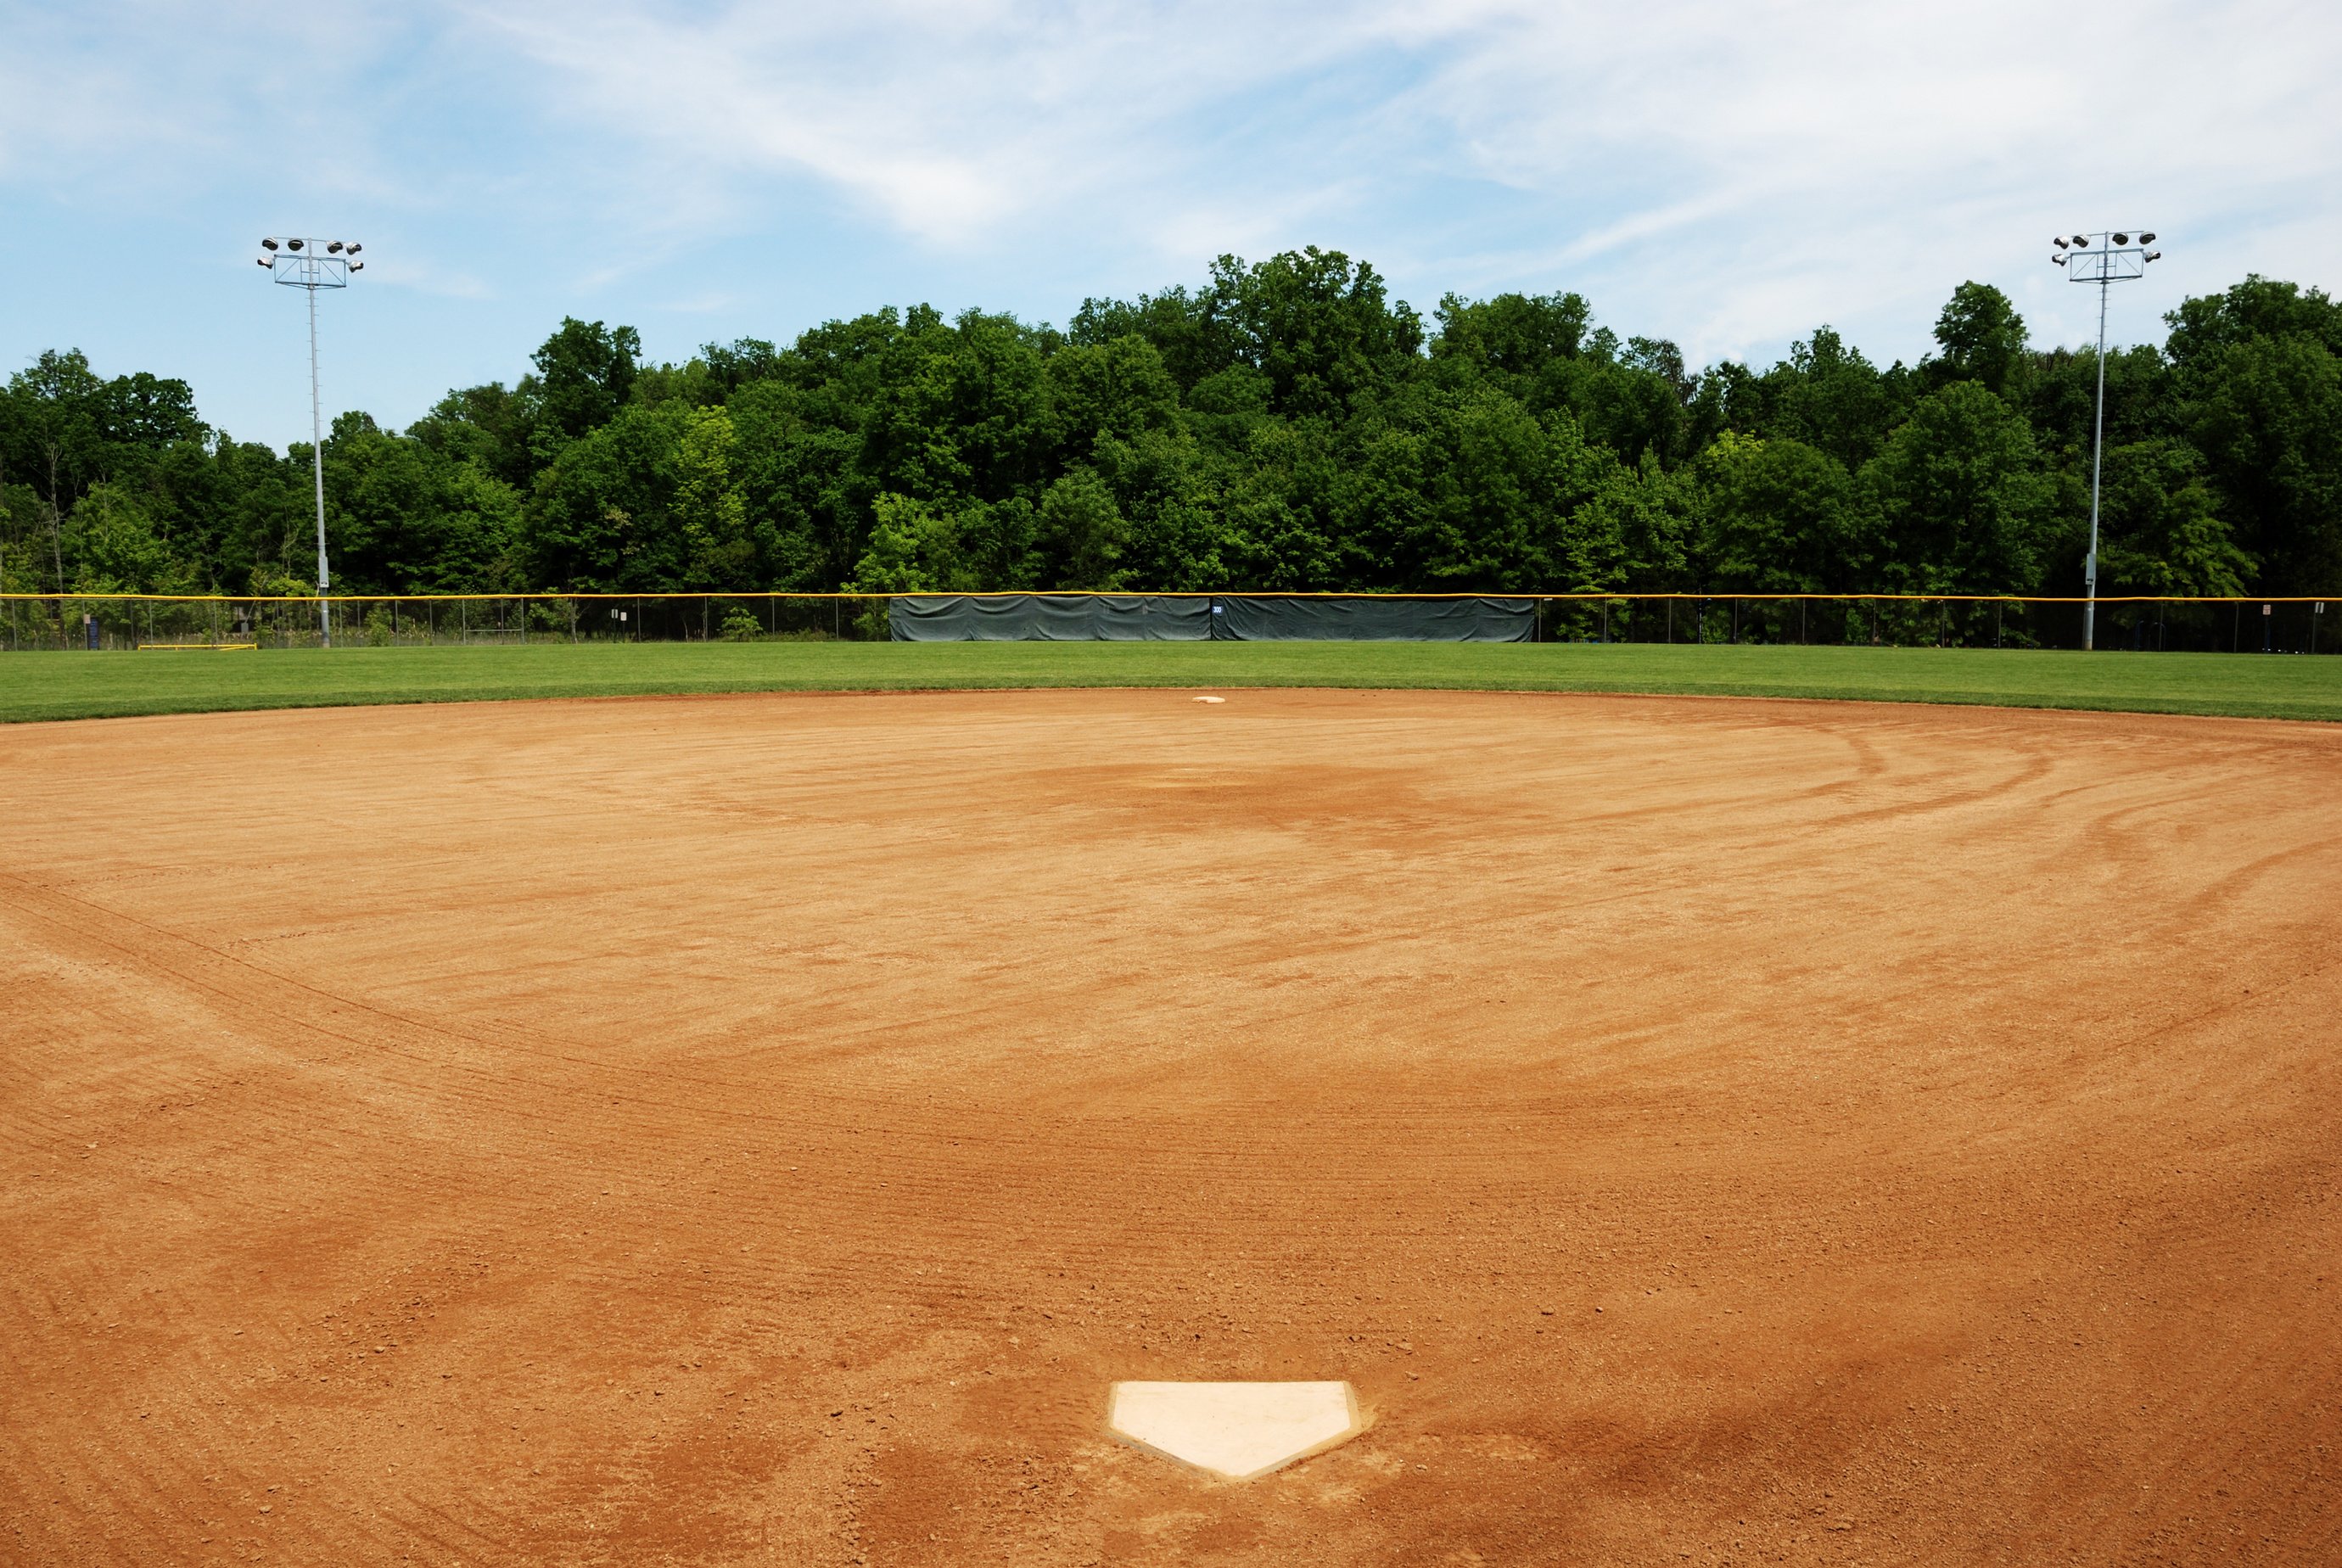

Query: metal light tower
left=257, top=236, right=364, bottom=647
left=2051, top=228, right=2162, bottom=652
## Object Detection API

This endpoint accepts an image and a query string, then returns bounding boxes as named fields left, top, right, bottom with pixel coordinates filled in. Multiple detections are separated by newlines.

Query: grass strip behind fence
left=4, top=640, right=2342, bottom=725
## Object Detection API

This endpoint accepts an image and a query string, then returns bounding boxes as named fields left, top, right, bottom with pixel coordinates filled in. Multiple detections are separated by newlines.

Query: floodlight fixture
left=261, top=237, right=280, bottom=251
left=2053, top=225, right=2162, bottom=652
left=256, top=238, right=367, bottom=648
left=2053, top=237, right=2069, bottom=249
left=2053, top=254, right=2068, bottom=265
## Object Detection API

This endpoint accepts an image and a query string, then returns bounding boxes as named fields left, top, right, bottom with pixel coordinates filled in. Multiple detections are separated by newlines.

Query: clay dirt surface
left=3, top=687, right=2337, bottom=1565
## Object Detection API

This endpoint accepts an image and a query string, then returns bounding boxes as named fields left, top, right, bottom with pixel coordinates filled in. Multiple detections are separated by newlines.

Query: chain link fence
left=2, top=592, right=2333, bottom=654
left=1536, top=595, right=2334, bottom=654
left=0, top=594, right=888, bottom=652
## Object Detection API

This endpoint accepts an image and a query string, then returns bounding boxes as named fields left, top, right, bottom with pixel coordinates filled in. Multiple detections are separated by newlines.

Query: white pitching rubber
left=1107, top=1380, right=1364, bottom=1480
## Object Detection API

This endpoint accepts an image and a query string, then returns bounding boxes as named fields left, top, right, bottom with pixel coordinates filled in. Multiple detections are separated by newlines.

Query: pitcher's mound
left=1108, top=1380, right=1364, bottom=1480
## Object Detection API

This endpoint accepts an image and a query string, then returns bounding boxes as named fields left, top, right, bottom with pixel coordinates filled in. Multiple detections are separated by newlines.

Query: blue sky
left=4, top=1, right=2337, bottom=449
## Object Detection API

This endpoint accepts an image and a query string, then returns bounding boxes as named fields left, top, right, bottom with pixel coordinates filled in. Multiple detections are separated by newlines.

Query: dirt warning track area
left=3, top=687, right=2338, bottom=1565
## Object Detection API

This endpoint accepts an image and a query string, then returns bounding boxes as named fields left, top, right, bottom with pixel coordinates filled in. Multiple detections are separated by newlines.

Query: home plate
left=1107, top=1381, right=1364, bottom=1480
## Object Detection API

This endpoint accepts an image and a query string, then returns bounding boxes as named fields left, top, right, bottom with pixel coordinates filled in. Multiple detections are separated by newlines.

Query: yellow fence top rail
left=4, top=591, right=2335, bottom=606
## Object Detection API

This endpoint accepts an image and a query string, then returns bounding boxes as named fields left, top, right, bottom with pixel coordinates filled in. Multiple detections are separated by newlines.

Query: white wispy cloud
left=457, top=0, right=1376, bottom=243
left=445, top=0, right=2341, bottom=349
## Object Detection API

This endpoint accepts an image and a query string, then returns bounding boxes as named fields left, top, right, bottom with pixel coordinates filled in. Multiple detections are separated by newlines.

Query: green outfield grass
left=4, top=639, right=2341, bottom=724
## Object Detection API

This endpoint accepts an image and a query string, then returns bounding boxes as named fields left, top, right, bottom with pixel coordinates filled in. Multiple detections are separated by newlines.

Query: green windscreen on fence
left=888, top=594, right=1536, bottom=642
left=888, top=594, right=1212, bottom=641
left=1211, top=595, right=1533, bottom=642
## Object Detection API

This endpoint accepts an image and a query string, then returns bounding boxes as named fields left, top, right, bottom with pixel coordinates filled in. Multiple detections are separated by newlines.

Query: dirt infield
left=3, top=688, right=2337, bottom=1565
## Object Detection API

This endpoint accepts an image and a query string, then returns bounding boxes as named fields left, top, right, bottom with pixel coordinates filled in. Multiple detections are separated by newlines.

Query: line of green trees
left=4, top=249, right=2337, bottom=604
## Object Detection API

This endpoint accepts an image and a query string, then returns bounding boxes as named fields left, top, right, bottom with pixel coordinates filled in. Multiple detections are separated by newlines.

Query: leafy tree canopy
left=4, top=254, right=2334, bottom=608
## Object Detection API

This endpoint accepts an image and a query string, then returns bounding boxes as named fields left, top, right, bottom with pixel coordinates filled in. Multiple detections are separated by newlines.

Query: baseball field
left=4, top=671, right=2338, bottom=1563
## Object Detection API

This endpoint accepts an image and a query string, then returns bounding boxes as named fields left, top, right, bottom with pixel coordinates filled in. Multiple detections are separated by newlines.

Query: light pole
left=2051, top=228, right=2162, bottom=652
left=258, top=236, right=364, bottom=647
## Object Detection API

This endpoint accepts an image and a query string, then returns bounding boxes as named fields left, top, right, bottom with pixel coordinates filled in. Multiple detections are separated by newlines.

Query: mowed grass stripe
left=5, top=640, right=2342, bottom=723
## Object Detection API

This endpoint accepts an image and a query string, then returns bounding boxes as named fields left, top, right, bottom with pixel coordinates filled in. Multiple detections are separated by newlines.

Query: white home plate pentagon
left=1107, top=1380, right=1363, bottom=1481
